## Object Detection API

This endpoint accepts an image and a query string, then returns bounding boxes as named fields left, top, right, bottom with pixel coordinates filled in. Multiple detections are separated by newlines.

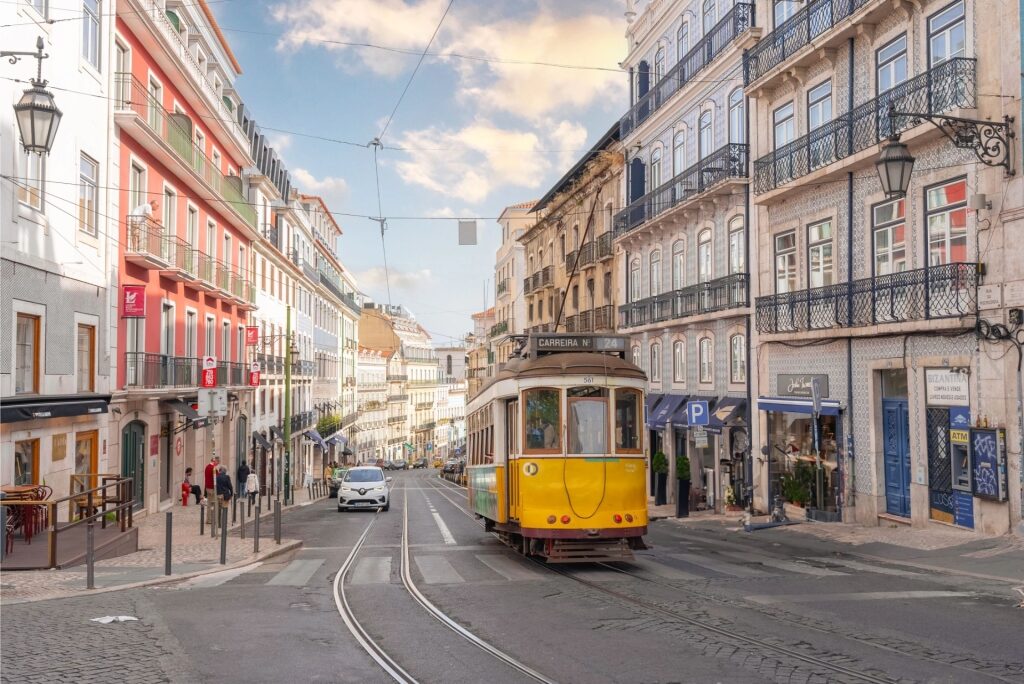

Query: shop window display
left=767, top=412, right=839, bottom=510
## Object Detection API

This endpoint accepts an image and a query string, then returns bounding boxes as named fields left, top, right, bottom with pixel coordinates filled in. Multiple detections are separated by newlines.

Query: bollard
left=86, top=521, right=96, bottom=589
left=254, top=505, right=261, bottom=554
left=247, top=496, right=252, bottom=518
left=219, top=506, right=228, bottom=565
left=199, top=503, right=205, bottom=536
left=232, top=496, right=237, bottom=525
left=274, top=500, right=281, bottom=545
left=240, top=505, right=246, bottom=540
left=165, top=511, right=172, bottom=576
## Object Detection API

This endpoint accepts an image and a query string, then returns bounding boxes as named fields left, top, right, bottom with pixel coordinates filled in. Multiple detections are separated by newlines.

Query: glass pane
left=568, top=399, right=608, bottom=454
left=76, top=434, right=94, bottom=477
left=615, top=390, right=641, bottom=451
left=524, top=389, right=560, bottom=451
left=15, top=441, right=36, bottom=485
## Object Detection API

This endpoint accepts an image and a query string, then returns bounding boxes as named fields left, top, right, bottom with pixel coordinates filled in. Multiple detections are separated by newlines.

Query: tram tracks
left=332, top=480, right=557, bottom=684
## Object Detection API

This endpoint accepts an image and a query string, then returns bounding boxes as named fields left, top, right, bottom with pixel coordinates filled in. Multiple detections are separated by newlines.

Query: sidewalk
left=0, top=492, right=324, bottom=604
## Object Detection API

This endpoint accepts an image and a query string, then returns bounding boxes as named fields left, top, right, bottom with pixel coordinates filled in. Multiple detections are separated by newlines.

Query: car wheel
left=337, top=506, right=344, bottom=512
left=382, top=503, right=390, bottom=512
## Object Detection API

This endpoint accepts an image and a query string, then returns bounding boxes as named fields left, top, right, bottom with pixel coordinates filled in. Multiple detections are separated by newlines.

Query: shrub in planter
left=652, top=451, right=668, bottom=506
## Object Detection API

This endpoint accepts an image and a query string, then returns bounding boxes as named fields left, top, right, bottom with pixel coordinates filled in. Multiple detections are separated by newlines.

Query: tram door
left=506, top=399, right=518, bottom=521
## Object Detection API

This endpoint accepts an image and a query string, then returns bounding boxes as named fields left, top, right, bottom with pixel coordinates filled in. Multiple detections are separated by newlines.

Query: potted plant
left=724, top=486, right=743, bottom=512
left=675, top=453, right=691, bottom=518
left=652, top=451, right=668, bottom=506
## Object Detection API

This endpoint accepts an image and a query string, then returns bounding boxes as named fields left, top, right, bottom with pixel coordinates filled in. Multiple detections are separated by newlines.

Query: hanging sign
left=924, top=368, right=970, bottom=406
left=245, top=326, right=259, bottom=346
left=122, top=285, right=146, bottom=317
left=248, top=361, right=261, bottom=387
left=200, top=356, right=217, bottom=388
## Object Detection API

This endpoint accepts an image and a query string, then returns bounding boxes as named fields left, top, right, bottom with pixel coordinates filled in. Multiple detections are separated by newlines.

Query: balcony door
left=925, top=178, right=969, bottom=317
left=872, top=197, right=909, bottom=322
left=928, top=1, right=965, bottom=111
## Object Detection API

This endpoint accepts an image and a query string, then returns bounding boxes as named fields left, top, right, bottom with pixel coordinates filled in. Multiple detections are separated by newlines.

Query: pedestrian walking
left=237, top=460, right=251, bottom=499
left=245, top=468, right=260, bottom=506
left=216, top=465, right=233, bottom=511
left=203, top=456, right=219, bottom=502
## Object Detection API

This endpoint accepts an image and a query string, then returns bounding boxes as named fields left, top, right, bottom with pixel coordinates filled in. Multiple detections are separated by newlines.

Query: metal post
left=86, top=521, right=95, bottom=589
left=254, top=505, right=260, bottom=554
left=219, top=506, right=228, bottom=564
left=284, top=306, right=293, bottom=506
left=199, top=502, right=205, bottom=535
left=247, top=496, right=252, bottom=518
left=165, top=511, right=172, bottom=576
left=240, top=505, right=246, bottom=540
left=232, top=495, right=237, bottom=524
left=0, top=492, right=6, bottom=563
left=274, top=500, right=281, bottom=545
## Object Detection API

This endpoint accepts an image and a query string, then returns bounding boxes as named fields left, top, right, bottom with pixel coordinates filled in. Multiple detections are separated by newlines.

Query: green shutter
left=165, top=10, right=180, bottom=31
left=222, top=96, right=234, bottom=112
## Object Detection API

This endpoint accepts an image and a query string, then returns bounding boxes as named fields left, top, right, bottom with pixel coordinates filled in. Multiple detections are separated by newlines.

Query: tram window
left=615, top=389, right=642, bottom=453
left=568, top=387, right=608, bottom=455
left=507, top=400, right=519, bottom=455
left=523, top=388, right=561, bottom=453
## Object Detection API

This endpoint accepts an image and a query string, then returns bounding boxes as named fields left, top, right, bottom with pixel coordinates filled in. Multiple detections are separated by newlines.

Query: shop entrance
left=882, top=399, right=911, bottom=517
left=121, top=421, right=146, bottom=509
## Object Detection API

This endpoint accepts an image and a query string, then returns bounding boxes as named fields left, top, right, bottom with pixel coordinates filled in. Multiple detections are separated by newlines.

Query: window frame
left=82, top=0, right=101, bottom=69
left=650, top=147, right=663, bottom=190
left=807, top=220, right=834, bottom=288
left=807, top=79, right=832, bottom=132
left=649, top=249, right=662, bottom=297
left=728, top=217, right=745, bottom=275
left=871, top=197, right=907, bottom=276
left=16, top=313, right=41, bottom=394
left=17, top=150, right=44, bottom=210
left=77, top=323, right=96, bottom=392
left=728, top=88, right=744, bottom=144
left=677, top=20, right=689, bottom=59
left=566, top=391, right=610, bottom=456
left=629, top=258, right=642, bottom=302
left=614, top=388, right=643, bottom=454
left=774, top=230, right=797, bottom=293
left=698, top=110, right=713, bottom=160
left=773, top=102, right=795, bottom=150
left=671, top=240, right=685, bottom=290
left=697, top=229, right=712, bottom=283
left=78, top=153, right=99, bottom=236
left=924, top=176, right=968, bottom=266
left=673, top=131, right=686, bottom=176
left=729, top=333, right=746, bottom=383
left=927, top=0, right=965, bottom=67
left=702, top=0, right=716, bottom=35
left=14, top=438, right=40, bottom=486
left=698, top=336, right=713, bottom=384
left=673, top=340, right=686, bottom=384
left=650, top=342, right=661, bottom=382
left=522, top=387, right=562, bottom=455
left=876, top=33, right=908, bottom=95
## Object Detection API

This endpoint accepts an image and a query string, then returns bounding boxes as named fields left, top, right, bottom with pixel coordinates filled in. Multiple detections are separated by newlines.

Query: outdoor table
left=1, top=485, right=40, bottom=500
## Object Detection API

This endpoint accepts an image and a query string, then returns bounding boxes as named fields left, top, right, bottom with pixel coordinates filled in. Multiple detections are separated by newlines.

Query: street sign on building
left=249, top=361, right=261, bottom=387
left=197, top=388, right=228, bottom=417
left=200, top=356, right=217, bottom=388
left=245, top=326, right=259, bottom=346
left=686, top=401, right=709, bottom=426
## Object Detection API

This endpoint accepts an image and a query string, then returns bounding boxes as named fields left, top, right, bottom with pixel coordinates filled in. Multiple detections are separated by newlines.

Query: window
left=699, top=337, right=713, bottom=383
left=187, top=206, right=198, bottom=247
left=677, top=21, right=689, bottom=59
left=673, top=340, right=685, bottom=383
left=697, top=230, right=711, bottom=283
left=728, top=218, right=744, bottom=274
left=205, top=315, right=216, bottom=356
left=650, top=147, right=662, bottom=189
left=730, top=334, right=746, bottom=383
left=872, top=198, right=907, bottom=275
left=77, top=324, right=95, bottom=392
left=808, top=221, right=834, bottom=287
left=650, top=343, right=661, bottom=382
left=671, top=240, right=685, bottom=290
left=17, top=151, right=43, bottom=209
left=774, top=0, right=797, bottom=27
left=523, top=388, right=560, bottom=452
left=925, top=178, right=967, bottom=265
left=572, top=285, right=580, bottom=310
left=702, top=0, right=716, bottom=34
left=807, top=80, right=832, bottom=131
left=614, top=389, right=642, bottom=452
left=877, top=34, right=908, bottom=94
left=559, top=234, right=566, bottom=262
left=649, top=249, right=662, bottom=296
left=773, top=102, right=795, bottom=149
left=14, top=439, right=40, bottom=485
left=185, top=311, right=198, bottom=357
left=129, top=163, right=145, bottom=209
left=630, top=258, right=641, bottom=302
left=775, top=231, right=797, bottom=293
left=698, top=110, right=713, bottom=159
left=147, top=77, right=163, bottom=129
left=16, top=313, right=40, bottom=394
left=160, top=303, right=174, bottom=355
left=568, top=387, right=608, bottom=455
left=603, top=272, right=612, bottom=302
left=83, top=0, right=100, bottom=68
left=728, top=89, right=744, bottom=144
left=631, top=345, right=641, bottom=367
left=78, top=154, right=99, bottom=235
left=673, top=132, right=686, bottom=175
left=929, top=1, right=964, bottom=66
left=163, top=188, right=176, bottom=235
left=655, top=45, right=666, bottom=83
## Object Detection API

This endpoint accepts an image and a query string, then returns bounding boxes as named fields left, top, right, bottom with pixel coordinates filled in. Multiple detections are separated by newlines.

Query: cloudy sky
left=213, top=0, right=629, bottom=343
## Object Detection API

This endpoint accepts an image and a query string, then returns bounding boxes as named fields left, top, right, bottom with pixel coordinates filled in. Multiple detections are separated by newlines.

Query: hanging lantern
left=875, top=136, right=915, bottom=199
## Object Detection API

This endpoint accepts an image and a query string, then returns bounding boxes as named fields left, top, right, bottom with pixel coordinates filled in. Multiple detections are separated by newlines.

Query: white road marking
left=630, top=557, right=703, bottom=580
left=178, top=562, right=262, bottom=589
left=349, top=556, right=393, bottom=585
left=413, top=555, right=464, bottom=584
left=423, top=496, right=457, bottom=545
left=476, top=554, right=544, bottom=581
left=746, top=590, right=973, bottom=605
left=266, top=559, right=325, bottom=587
left=715, top=552, right=848, bottom=577
left=667, top=553, right=771, bottom=578
left=819, top=558, right=924, bottom=577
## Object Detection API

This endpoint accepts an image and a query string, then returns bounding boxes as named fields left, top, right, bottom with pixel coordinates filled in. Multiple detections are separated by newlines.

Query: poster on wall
left=122, top=285, right=146, bottom=317
left=969, top=428, right=1008, bottom=501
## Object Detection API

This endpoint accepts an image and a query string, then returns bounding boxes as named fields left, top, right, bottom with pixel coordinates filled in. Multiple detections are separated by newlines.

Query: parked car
left=328, top=467, right=348, bottom=498
left=337, top=466, right=392, bottom=512
left=412, top=458, right=428, bottom=469
left=442, top=458, right=465, bottom=474
left=391, top=459, right=408, bottom=470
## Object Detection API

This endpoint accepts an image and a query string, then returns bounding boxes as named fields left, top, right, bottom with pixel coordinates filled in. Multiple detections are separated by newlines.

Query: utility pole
left=284, top=305, right=292, bottom=506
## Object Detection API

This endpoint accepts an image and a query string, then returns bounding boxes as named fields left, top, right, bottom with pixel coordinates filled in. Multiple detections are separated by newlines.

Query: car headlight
left=373, top=486, right=385, bottom=492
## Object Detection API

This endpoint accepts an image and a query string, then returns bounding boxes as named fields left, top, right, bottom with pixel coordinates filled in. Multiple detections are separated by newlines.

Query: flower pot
left=676, top=480, right=690, bottom=518
left=655, top=473, right=668, bottom=506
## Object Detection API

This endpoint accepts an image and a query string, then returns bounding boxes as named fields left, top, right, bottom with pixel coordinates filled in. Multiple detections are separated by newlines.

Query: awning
left=305, top=429, right=328, bottom=450
left=669, top=396, right=717, bottom=428
left=758, top=396, right=842, bottom=416
left=647, top=394, right=687, bottom=429
left=165, top=399, right=200, bottom=420
left=326, top=434, right=348, bottom=447
left=705, top=397, right=746, bottom=434
left=270, top=425, right=284, bottom=442
left=253, top=431, right=272, bottom=450
left=645, top=393, right=663, bottom=415
left=0, top=394, right=111, bottom=423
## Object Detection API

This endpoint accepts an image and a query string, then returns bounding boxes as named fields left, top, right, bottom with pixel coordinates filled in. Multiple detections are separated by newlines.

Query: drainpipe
left=843, top=37, right=857, bottom=518
left=743, top=90, right=754, bottom=513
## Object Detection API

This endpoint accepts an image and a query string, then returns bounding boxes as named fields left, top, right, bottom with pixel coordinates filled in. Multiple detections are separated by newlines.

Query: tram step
left=545, top=539, right=634, bottom=564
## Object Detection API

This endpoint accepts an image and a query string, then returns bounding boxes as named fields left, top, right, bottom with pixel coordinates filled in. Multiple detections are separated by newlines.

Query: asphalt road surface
left=3, top=469, right=1022, bottom=684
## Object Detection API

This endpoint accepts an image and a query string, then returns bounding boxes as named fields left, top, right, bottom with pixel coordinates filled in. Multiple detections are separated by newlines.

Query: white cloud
left=548, top=120, right=589, bottom=170
left=357, top=266, right=433, bottom=291
left=266, top=132, right=292, bottom=152
left=291, top=167, right=349, bottom=211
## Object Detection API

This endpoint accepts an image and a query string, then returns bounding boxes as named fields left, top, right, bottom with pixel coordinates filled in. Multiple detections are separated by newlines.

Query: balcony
left=496, top=278, right=509, bottom=297
left=318, top=266, right=345, bottom=300
left=261, top=223, right=279, bottom=248
left=388, top=374, right=408, bottom=382
left=216, top=361, right=247, bottom=387
left=565, top=241, right=597, bottom=272
left=753, top=58, right=975, bottom=197
left=340, top=292, right=361, bottom=315
left=523, top=276, right=534, bottom=295
left=288, top=411, right=315, bottom=434
left=301, top=258, right=319, bottom=283
left=113, top=73, right=256, bottom=230
left=621, top=3, right=754, bottom=137
left=756, top=263, right=978, bottom=335
left=490, top=320, right=508, bottom=338
left=597, top=232, right=614, bottom=261
left=388, top=394, right=410, bottom=402
left=619, top=273, right=749, bottom=329
left=615, top=144, right=748, bottom=237
left=388, top=415, right=405, bottom=425
left=256, top=354, right=285, bottom=374
left=415, top=401, right=434, bottom=411
left=594, top=304, right=615, bottom=331
left=123, top=352, right=198, bottom=389
left=125, top=216, right=173, bottom=270
left=416, top=421, right=436, bottom=432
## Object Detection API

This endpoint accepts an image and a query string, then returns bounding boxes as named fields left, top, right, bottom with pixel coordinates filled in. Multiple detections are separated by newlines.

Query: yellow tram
left=465, top=334, right=648, bottom=562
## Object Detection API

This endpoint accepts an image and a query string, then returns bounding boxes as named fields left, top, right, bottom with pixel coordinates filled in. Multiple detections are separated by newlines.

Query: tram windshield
left=568, top=387, right=608, bottom=454
left=524, top=388, right=560, bottom=452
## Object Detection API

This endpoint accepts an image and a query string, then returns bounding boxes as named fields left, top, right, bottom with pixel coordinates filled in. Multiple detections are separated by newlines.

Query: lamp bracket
left=888, top=104, right=1015, bottom=176
left=2, top=36, right=49, bottom=84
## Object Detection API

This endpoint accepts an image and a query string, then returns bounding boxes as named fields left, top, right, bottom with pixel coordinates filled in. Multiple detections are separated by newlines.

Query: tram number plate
left=582, top=376, right=594, bottom=384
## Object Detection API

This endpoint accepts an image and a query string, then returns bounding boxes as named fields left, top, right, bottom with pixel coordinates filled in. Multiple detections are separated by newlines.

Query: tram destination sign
left=532, top=334, right=628, bottom=354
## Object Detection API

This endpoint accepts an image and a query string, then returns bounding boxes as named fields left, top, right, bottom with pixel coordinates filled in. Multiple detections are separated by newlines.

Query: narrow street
left=3, top=470, right=1021, bottom=684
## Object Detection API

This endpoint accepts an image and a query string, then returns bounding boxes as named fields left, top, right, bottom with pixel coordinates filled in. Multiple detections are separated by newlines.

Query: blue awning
left=326, top=434, right=348, bottom=447
left=305, top=429, right=328, bottom=450
left=705, top=397, right=746, bottom=434
left=669, top=395, right=718, bottom=429
left=757, top=396, right=842, bottom=416
left=648, top=394, right=687, bottom=429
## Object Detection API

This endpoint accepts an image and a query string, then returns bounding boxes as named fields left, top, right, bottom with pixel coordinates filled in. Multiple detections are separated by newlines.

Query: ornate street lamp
left=876, top=103, right=1015, bottom=198
left=3, top=37, right=62, bottom=155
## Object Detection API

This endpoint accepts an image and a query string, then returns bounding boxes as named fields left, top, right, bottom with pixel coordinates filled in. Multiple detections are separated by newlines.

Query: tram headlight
left=613, top=514, right=623, bottom=524
left=546, top=515, right=556, bottom=524
left=625, top=513, right=634, bottom=523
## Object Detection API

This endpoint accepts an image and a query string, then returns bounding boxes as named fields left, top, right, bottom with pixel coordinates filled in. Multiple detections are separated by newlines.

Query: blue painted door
left=882, top=399, right=911, bottom=517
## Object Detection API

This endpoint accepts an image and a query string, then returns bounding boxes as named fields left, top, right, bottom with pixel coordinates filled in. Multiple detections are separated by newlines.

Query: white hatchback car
left=337, top=466, right=392, bottom=512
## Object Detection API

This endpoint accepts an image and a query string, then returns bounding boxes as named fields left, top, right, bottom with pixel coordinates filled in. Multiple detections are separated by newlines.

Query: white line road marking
left=746, top=590, right=973, bottom=605
left=414, top=555, right=464, bottom=584
left=349, top=556, right=393, bottom=585
left=715, top=552, right=848, bottom=577
left=178, top=562, right=262, bottom=589
left=423, top=495, right=457, bottom=545
left=668, top=553, right=771, bottom=578
left=630, top=557, right=703, bottom=580
left=266, top=559, right=326, bottom=587
left=819, top=558, right=924, bottom=577
left=476, top=554, right=544, bottom=581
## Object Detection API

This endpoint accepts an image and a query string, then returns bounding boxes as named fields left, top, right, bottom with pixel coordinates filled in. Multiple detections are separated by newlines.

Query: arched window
left=728, top=88, right=744, bottom=144
left=649, top=249, right=662, bottom=296
left=446, top=354, right=453, bottom=376
left=673, top=340, right=685, bottom=383
left=728, top=217, right=745, bottom=274
left=655, top=45, right=666, bottom=83
left=673, top=131, right=686, bottom=175
left=650, top=343, right=662, bottom=382
left=699, top=337, right=713, bottom=383
left=702, top=0, right=716, bottom=34
left=632, top=345, right=642, bottom=368
left=671, top=240, right=685, bottom=290
left=677, top=20, right=689, bottom=59
left=697, top=229, right=712, bottom=283
left=629, top=258, right=641, bottom=302
left=650, top=147, right=663, bottom=190
left=699, top=110, right=713, bottom=159
left=730, top=334, right=746, bottom=383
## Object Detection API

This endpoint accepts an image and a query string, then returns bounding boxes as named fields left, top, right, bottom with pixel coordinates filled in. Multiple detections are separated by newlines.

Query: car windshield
left=345, top=469, right=384, bottom=483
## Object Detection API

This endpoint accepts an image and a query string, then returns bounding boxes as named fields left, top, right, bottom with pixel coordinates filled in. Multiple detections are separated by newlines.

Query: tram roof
left=489, top=353, right=646, bottom=386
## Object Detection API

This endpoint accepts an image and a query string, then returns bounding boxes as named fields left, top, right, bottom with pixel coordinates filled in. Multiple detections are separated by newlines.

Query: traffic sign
left=811, top=377, right=823, bottom=416
left=686, top=400, right=709, bottom=426
left=201, top=356, right=217, bottom=388
left=197, top=388, right=228, bottom=417
left=693, top=428, right=709, bottom=448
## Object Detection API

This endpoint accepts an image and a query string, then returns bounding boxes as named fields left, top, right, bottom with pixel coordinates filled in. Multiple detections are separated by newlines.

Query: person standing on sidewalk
left=216, top=465, right=233, bottom=512
left=203, top=456, right=219, bottom=502
left=245, top=467, right=259, bottom=507
left=237, top=460, right=251, bottom=500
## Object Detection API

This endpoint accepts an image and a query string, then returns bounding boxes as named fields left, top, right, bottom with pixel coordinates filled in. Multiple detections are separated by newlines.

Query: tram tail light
left=560, top=515, right=571, bottom=524
left=547, top=515, right=556, bottom=524
left=613, top=514, right=623, bottom=524
left=624, top=514, right=634, bottom=523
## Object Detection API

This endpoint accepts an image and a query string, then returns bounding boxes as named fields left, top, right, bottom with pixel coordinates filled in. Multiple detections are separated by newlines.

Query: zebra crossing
left=175, top=547, right=932, bottom=590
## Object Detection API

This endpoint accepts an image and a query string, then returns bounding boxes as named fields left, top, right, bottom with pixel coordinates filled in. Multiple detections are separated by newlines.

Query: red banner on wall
left=122, top=285, right=146, bottom=317
left=245, top=326, right=259, bottom=346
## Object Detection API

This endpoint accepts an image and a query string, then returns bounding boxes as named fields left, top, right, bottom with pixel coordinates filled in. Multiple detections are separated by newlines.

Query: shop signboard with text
left=122, top=285, right=146, bottom=317
left=777, top=374, right=829, bottom=398
left=924, top=368, right=970, bottom=406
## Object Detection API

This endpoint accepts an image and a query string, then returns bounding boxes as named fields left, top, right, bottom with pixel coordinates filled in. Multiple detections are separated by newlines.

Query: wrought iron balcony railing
left=496, top=278, right=509, bottom=296
left=302, top=258, right=319, bottom=283
left=262, top=223, right=279, bottom=247
left=523, top=276, right=534, bottom=295
left=744, top=0, right=873, bottom=85
left=619, top=273, right=749, bottom=329
left=594, top=304, right=615, bottom=331
left=565, top=314, right=578, bottom=333
left=621, top=3, right=753, bottom=137
left=596, top=232, right=614, bottom=261
left=388, top=394, right=410, bottom=402
left=216, top=361, right=247, bottom=387
left=124, top=352, right=198, bottom=389
left=540, top=265, right=554, bottom=287
left=755, top=263, right=978, bottom=334
left=753, top=58, right=975, bottom=194
left=490, top=320, right=509, bottom=337
left=388, top=415, right=405, bottom=424
left=615, top=144, right=749, bottom=236
left=415, top=401, right=434, bottom=410
left=387, top=374, right=408, bottom=382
